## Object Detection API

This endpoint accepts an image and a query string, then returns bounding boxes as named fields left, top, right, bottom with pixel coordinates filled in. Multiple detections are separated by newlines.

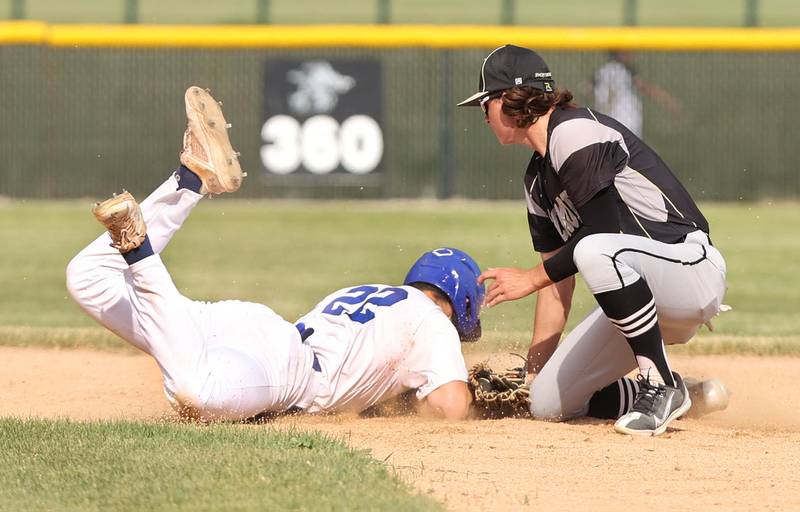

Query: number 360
left=260, top=114, right=384, bottom=176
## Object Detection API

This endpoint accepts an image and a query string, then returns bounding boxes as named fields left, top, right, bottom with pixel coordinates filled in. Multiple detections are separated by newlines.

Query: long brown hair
left=501, top=86, right=576, bottom=128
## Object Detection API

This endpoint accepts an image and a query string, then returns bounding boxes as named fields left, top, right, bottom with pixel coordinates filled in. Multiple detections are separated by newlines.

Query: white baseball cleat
left=92, top=191, right=146, bottom=253
left=179, top=86, right=245, bottom=195
left=683, top=377, right=731, bottom=418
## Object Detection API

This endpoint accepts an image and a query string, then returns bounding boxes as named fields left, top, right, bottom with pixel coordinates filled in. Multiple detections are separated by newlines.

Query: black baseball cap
left=457, top=45, right=555, bottom=107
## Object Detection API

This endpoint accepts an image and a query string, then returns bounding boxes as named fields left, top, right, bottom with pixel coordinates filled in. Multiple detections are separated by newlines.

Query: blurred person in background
left=592, top=50, right=683, bottom=138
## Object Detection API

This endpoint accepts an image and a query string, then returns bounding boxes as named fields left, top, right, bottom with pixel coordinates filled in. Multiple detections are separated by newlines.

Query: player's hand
left=478, top=267, right=538, bottom=307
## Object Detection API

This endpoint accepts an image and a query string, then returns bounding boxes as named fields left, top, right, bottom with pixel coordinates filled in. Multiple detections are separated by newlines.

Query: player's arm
left=527, top=248, right=575, bottom=378
left=409, top=311, right=472, bottom=420
left=420, top=381, right=472, bottom=420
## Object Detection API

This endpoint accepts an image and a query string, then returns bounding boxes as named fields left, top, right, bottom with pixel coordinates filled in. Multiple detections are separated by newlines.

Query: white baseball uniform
left=66, top=174, right=467, bottom=421
left=297, top=285, right=468, bottom=413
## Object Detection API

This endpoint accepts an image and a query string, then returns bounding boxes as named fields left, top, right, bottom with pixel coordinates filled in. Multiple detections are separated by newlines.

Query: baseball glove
left=468, top=356, right=531, bottom=419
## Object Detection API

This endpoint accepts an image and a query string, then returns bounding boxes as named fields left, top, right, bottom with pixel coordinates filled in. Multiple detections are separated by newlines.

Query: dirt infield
left=2, top=346, right=799, bottom=511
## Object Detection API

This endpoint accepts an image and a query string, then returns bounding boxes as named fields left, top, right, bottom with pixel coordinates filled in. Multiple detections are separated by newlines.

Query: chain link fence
left=0, top=44, right=798, bottom=200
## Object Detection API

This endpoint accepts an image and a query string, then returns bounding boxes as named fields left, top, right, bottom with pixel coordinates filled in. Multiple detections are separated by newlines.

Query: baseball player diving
left=459, top=45, right=728, bottom=436
left=66, top=87, right=484, bottom=421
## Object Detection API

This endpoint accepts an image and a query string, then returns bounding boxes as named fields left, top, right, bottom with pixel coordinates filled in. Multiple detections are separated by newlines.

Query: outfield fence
left=1, top=22, right=799, bottom=200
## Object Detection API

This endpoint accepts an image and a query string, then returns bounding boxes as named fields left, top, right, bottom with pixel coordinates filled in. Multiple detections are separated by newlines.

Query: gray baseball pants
left=530, top=230, right=727, bottom=420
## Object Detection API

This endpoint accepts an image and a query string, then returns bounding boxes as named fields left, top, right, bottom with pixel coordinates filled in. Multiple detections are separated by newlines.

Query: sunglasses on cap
left=480, top=92, right=504, bottom=115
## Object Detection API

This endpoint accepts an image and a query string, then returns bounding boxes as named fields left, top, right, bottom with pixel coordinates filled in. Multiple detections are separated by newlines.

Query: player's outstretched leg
left=79, top=190, right=304, bottom=421
left=179, top=86, right=246, bottom=195
left=67, top=86, right=247, bottom=346
left=91, top=192, right=209, bottom=398
left=66, top=173, right=205, bottom=348
left=66, top=189, right=154, bottom=352
left=141, top=85, right=248, bottom=249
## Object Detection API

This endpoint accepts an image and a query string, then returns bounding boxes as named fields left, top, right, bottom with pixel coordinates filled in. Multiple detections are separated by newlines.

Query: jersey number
left=322, top=285, right=408, bottom=324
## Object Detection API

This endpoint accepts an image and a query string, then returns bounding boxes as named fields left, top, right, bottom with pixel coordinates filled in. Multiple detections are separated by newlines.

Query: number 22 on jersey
left=322, top=285, right=408, bottom=324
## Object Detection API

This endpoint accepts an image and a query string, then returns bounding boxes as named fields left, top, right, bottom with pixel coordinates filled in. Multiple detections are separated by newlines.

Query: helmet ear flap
left=460, top=320, right=482, bottom=342
left=457, top=292, right=484, bottom=342
left=464, top=296, right=472, bottom=320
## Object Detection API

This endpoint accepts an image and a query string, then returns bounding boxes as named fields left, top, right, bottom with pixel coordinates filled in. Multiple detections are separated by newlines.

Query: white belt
left=293, top=360, right=323, bottom=411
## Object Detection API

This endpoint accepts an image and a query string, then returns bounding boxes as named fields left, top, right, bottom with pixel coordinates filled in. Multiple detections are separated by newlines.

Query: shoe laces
left=107, top=205, right=143, bottom=250
left=631, top=374, right=666, bottom=414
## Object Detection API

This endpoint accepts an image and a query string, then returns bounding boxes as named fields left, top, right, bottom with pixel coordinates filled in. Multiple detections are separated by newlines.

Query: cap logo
left=544, top=82, right=553, bottom=92
left=534, top=72, right=552, bottom=79
left=514, top=77, right=523, bottom=85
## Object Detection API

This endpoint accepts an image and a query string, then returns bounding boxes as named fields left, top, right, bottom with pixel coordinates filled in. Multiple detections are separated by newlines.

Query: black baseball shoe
left=614, top=372, right=692, bottom=437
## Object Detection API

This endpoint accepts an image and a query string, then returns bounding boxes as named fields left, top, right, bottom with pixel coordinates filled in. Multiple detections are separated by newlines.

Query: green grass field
left=2, top=0, right=800, bottom=26
left=1, top=198, right=798, bottom=510
left=1, top=198, right=798, bottom=354
left=0, top=419, right=440, bottom=511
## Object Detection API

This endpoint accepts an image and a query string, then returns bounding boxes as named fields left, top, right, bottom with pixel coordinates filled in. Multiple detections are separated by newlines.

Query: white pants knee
left=66, top=175, right=317, bottom=420
left=531, top=231, right=727, bottom=420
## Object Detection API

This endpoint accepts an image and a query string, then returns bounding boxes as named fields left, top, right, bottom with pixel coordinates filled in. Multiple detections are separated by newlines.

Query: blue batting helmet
left=404, top=247, right=485, bottom=342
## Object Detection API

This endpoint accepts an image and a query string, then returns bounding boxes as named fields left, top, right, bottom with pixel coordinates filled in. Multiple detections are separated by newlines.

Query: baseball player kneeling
left=460, top=46, right=728, bottom=436
left=66, top=87, right=484, bottom=421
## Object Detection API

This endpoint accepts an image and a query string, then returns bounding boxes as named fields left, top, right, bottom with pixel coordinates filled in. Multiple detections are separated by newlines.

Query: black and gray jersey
left=525, top=107, right=708, bottom=254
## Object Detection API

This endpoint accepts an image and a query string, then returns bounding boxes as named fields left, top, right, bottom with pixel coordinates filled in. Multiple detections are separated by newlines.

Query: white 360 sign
left=260, top=114, right=384, bottom=175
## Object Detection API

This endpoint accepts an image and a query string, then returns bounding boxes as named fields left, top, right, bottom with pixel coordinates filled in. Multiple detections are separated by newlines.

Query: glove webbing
left=469, top=364, right=530, bottom=407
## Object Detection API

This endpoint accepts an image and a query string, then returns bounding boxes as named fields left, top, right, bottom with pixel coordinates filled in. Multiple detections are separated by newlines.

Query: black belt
left=296, top=323, right=321, bottom=373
